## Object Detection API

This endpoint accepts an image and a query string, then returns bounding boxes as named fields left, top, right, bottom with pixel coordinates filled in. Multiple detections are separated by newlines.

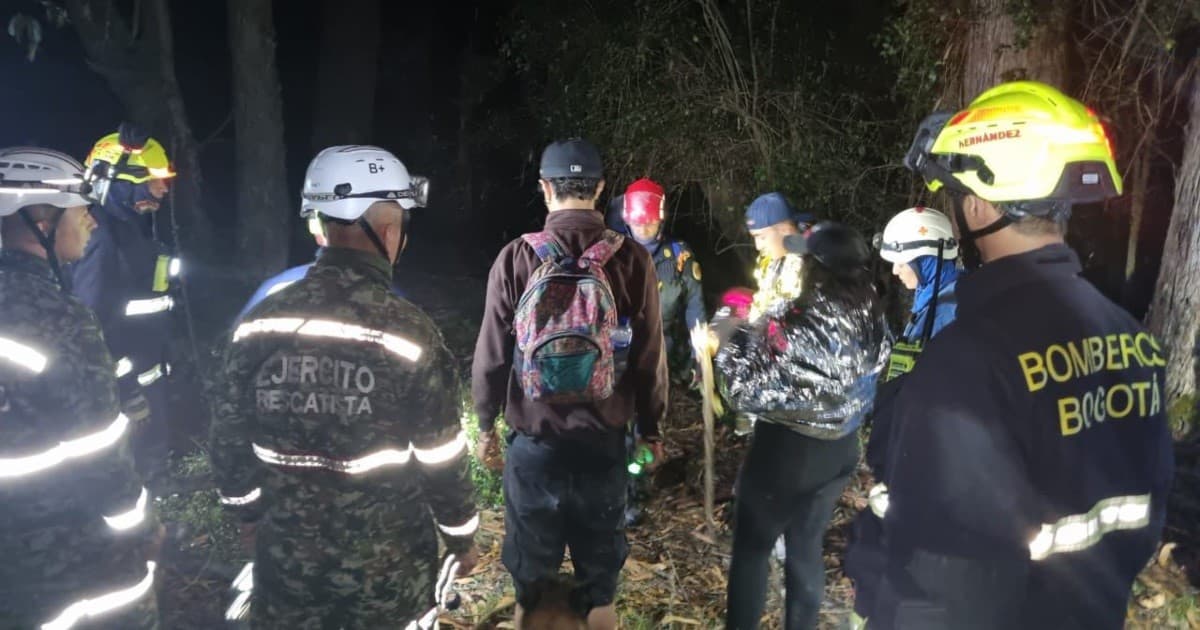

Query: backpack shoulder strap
left=521, top=232, right=566, bottom=263
left=580, top=229, right=625, bottom=266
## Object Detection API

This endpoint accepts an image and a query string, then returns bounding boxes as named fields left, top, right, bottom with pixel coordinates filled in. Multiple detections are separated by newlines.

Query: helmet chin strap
left=17, top=208, right=70, bottom=292
left=952, top=198, right=1011, bottom=270
left=357, top=218, right=394, bottom=265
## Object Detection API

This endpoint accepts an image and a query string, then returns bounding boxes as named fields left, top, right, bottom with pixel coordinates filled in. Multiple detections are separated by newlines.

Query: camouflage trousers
left=249, top=522, right=441, bottom=630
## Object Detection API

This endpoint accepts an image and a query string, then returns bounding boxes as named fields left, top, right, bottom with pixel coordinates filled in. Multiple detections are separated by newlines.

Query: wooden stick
left=691, top=324, right=719, bottom=533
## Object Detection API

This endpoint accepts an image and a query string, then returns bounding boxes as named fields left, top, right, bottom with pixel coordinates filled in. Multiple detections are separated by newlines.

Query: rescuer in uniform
left=846, top=81, right=1175, bottom=630
left=70, top=127, right=179, bottom=487
left=210, top=145, right=478, bottom=629
left=0, top=147, right=160, bottom=629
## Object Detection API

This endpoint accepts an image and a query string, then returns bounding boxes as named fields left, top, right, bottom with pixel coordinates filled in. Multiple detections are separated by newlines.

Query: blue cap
left=744, top=192, right=795, bottom=230
left=539, top=139, right=604, bottom=179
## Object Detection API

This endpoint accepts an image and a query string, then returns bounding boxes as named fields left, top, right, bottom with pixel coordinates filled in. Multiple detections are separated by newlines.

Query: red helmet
left=622, top=178, right=665, bottom=226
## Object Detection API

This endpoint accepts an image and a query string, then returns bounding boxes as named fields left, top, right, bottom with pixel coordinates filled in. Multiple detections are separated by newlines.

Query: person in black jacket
left=846, top=80, right=1174, bottom=630
left=69, top=129, right=177, bottom=486
left=713, top=222, right=888, bottom=629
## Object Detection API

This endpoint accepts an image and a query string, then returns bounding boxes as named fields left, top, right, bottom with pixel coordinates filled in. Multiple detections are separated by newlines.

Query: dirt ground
left=154, top=269, right=1199, bottom=629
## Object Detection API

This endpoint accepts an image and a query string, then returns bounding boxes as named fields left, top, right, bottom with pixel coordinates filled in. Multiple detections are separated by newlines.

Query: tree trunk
left=1147, top=71, right=1200, bottom=423
left=64, top=0, right=214, bottom=252
left=227, top=0, right=290, bottom=276
left=950, top=0, right=1072, bottom=106
left=310, top=0, right=380, bottom=151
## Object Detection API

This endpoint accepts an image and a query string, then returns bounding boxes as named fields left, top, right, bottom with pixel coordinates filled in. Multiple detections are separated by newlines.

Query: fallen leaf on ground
left=1138, top=593, right=1166, bottom=609
left=660, top=615, right=702, bottom=625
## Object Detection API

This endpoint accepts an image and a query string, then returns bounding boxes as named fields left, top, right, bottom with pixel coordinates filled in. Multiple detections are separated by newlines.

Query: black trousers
left=726, top=421, right=860, bottom=630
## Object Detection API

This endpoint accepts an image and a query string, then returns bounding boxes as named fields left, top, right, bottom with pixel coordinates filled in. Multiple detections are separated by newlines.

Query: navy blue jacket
left=848, top=244, right=1173, bottom=630
left=901, top=281, right=957, bottom=343
left=68, top=196, right=172, bottom=400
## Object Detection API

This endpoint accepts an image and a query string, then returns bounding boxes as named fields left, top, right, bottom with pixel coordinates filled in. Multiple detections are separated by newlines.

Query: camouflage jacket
left=210, top=247, right=477, bottom=554
left=0, top=250, right=156, bottom=607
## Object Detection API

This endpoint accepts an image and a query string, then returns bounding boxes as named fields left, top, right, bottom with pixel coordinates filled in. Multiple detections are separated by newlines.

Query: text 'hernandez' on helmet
left=622, top=178, right=665, bottom=226
left=910, top=80, right=1121, bottom=207
left=877, top=207, right=958, bottom=264
left=0, top=147, right=94, bottom=217
left=85, top=132, right=175, bottom=184
left=300, top=145, right=427, bottom=221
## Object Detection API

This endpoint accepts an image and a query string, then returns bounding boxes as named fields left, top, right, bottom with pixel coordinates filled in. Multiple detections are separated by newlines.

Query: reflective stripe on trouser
left=40, top=562, right=157, bottom=630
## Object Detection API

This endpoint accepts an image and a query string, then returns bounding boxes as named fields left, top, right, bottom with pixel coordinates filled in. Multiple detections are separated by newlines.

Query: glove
left=122, top=392, right=152, bottom=423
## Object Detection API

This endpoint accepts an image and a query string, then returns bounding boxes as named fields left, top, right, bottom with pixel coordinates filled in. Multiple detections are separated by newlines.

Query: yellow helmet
left=904, top=81, right=1121, bottom=211
left=85, top=132, right=176, bottom=184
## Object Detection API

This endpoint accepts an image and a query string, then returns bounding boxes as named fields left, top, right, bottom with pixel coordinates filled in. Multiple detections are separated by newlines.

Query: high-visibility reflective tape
left=404, top=606, right=440, bottom=630
left=40, top=562, right=156, bottom=630
left=225, top=591, right=251, bottom=622
left=219, top=487, right=262, bottom=506
left=168, top=258, right=181, bottom=278
left=437, top=514, right=480, bottom=538
left=114, top=357, right=133, bottom=378
left=103, top=487, right=149, bottom=532
left=414, top=431, right=467, bottom=465
left=232, top=318, right=305, bottom=341
left=1028, top=494, right=1151, bottom=561
left=264, top=279, right=296, bottom=297
left=224, top=562, right=254, bottom=621
left=136, top=363, right=167, bottom=387
left=233, top=317, right=422, bottom=362
left=253, top=443, right=412, bottom=474
left=125, top=296, right=174, bottom=317
left=0, top=414, right=129, bottom=479
left=436, top=553, right=460, bottom=608
left=0, top=336, right=48, bottom=373
left=868, top=483, right=889, bottom=519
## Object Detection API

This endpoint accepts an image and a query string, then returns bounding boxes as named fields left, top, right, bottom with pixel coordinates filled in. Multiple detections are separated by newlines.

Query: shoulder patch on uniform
left=663, top=248, right=672, bottom=258
left=692, top=262, right=702, bottom=281
left=676, top=248, right=692, bottom=274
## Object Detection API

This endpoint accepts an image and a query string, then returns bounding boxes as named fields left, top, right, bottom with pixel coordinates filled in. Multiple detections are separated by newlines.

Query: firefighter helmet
left=904, top=81, right=1122, bottom=212
left=622, top=178, right=665, bottom=226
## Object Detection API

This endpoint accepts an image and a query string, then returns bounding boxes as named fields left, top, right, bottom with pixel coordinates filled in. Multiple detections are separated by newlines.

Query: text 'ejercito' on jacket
left=715, top=265, right=890, bottom=440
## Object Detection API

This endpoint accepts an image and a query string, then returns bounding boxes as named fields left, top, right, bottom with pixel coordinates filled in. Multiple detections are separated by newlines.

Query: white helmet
left=300, top=145, right=428, bottom=221
left=876, top=207, right=958, bottom=264
left=0, top=147, right=94, bottom=217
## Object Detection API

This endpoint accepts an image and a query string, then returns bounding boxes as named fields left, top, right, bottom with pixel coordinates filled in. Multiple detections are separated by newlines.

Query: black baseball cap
left=784, top=221, right=871, bottom=270
left=539, top=139, right=604, bottom=179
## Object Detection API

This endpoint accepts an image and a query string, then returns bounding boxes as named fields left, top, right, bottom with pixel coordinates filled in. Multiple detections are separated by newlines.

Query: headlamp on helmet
left=83, top=124, right=175, bottom=205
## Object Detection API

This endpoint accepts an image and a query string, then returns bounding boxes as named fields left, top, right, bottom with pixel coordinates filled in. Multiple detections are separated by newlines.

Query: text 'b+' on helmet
left=301, top=145, right=429, bottom=221
left=0, top=147, right=94, bottom=217
left=876, top=207, right=958, bottom=264
left=622, top=178, right=665, bottom=226
left=904, top=80, right=1122, bottom=211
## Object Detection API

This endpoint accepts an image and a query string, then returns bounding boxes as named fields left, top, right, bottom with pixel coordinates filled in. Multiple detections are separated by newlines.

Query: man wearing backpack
left=472, top=139, right=668, bottom=630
